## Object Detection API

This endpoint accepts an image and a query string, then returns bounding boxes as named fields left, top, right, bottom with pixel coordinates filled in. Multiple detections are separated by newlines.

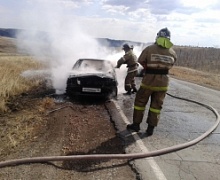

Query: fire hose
left=0, top=92, right=219, bottom=168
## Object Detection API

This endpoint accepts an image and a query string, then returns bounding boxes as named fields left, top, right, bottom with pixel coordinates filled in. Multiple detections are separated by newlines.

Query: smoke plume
left=16, top=1, right=141, bottom=94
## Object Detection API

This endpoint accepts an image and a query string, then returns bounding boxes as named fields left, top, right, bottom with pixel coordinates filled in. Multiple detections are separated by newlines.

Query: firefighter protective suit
left=130, top=32, right=177, bottom=134
left=116, top=47, right=138, bottom=94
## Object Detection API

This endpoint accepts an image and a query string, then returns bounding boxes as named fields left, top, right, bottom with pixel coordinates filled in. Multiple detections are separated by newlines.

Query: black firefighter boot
left=127, top=123, right=140, bottom=132
left=132, top=87, right=137, bottom=93
left=123, top=90, right=132, bottom=95
left=146, top=124, right=155, bottom=136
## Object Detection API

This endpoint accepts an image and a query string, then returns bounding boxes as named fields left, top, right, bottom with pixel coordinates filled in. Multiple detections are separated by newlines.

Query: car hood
left=68, top=70, right=115, bottom=79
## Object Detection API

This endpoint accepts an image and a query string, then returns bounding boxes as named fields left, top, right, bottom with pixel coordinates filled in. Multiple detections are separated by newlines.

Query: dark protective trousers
left=124, top=71, right=137, bottom=92
left=133, top=86, right=167, bottom=126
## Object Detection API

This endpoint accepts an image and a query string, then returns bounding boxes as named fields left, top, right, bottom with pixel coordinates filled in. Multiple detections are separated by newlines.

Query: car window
left=81, top=60, right=102, bottom=71
left=73, top=59, right=113, bottom=74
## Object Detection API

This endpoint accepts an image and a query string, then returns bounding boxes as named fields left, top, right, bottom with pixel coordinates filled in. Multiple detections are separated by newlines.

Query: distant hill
left=0, top=28, right=148, bottom=48
left=0, top=28, right=23, bottom=38
left=96, top=38, right=149, bottom=47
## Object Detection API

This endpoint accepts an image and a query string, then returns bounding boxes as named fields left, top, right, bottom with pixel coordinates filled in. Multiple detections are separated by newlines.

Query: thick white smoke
left=17, top=1, right=142, bottom=94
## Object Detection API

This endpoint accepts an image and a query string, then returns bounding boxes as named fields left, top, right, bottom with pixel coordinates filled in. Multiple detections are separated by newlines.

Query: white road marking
left=113, top=100, right=167, bottom=180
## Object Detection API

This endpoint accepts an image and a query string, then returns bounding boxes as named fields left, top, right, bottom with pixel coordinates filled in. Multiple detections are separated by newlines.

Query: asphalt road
left=109, top=77, right=220, bottom=180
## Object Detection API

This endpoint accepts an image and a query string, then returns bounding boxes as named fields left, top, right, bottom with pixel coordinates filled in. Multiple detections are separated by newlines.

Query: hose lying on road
left=0, top=93, right=219, bottom=168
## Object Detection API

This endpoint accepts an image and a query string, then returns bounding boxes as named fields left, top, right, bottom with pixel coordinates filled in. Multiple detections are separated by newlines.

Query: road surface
left=108, top=77, right=220, bottom=180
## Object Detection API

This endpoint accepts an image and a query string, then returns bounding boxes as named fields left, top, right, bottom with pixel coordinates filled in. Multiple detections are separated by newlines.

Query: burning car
left=66, top=58, right=118, bottom=99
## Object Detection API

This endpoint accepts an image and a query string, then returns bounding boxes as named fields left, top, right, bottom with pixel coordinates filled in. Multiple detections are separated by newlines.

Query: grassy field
left=0, top=37, right=55, bottom=153
left=170, top=66, right=220, bottom=91
left=0, top=55, right=45, bottom=112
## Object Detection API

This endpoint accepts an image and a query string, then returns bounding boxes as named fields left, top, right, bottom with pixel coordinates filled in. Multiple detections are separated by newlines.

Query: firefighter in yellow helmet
left=115, top=44, right=138, bottom=95
left=127, top=28, right=177, bottom=136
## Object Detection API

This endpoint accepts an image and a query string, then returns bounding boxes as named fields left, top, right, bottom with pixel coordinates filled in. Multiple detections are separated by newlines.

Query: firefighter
left=127, top=28, right=177, bottom=136
left=115, top=44, right=138, bottom=95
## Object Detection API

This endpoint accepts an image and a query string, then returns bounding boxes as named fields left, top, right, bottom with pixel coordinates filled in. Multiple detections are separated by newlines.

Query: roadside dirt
left=0, top=86, right=137, bottom=179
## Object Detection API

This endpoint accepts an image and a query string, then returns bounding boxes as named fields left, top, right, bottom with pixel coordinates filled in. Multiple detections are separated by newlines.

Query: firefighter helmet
left=156, top=28, right=171, bottom=39
left=122, top=43, right=133, bottom=50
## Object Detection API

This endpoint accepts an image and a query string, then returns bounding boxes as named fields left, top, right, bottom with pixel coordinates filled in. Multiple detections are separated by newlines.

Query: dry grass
left=1, top=112, right=43, bottom=152
left=170, top=66, right=220, bottom=91
left=0, top=56, right=45, bottom=112
left=1, top=99, right=57, bottom=156
left=0, top=56, right=55, bottom=155
left=0, top=39, right=56, bottom=155
left=0, top=37, right=18, bottom=54
left=0, top=99, right=56, bottom=156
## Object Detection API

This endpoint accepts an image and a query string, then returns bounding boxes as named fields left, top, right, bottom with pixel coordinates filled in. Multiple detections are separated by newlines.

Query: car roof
left=78, top=58, right=110, bottom=62
left=75, top=58, right=113, bottom=67
left=72, top=58, right=114, bottom=70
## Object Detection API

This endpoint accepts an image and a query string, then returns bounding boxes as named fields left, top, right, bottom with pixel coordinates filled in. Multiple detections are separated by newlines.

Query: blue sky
left=1, top=0, right=220, bottom=47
